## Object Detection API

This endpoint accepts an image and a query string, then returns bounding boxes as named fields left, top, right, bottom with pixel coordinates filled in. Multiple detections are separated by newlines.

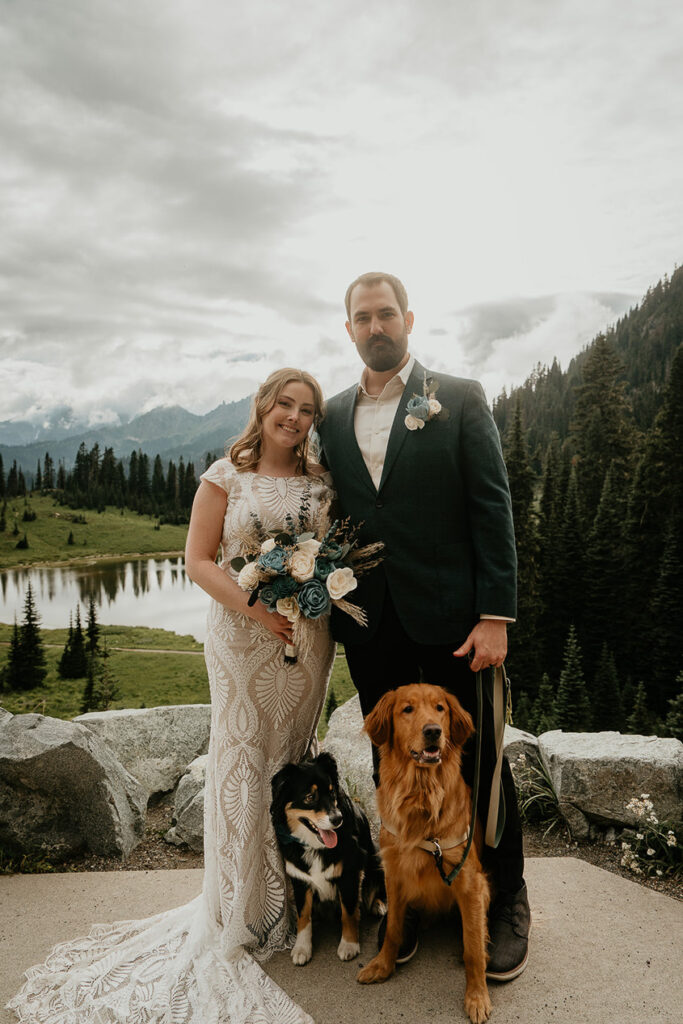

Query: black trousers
left=343, top=594, right=524, bottom=895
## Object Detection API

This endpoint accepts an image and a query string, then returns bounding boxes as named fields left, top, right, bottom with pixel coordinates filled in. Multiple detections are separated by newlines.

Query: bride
left=8, top=368, right=335, bottom=1024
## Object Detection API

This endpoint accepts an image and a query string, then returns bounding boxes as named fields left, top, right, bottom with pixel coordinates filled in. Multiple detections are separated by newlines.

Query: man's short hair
left=344, top=272, right=409, bottom=319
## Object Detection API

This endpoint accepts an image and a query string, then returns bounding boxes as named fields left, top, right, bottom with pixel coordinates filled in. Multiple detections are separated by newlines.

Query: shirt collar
left=357, top=353, right=415, bottom=397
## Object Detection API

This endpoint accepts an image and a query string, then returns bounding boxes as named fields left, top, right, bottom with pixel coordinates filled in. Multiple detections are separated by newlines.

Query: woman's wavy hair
left=228, top=368, right=325, bottom=475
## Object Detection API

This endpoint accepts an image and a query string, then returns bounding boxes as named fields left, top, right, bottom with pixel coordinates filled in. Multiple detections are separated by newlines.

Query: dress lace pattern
left=7, top=459, right=335, bottom=1024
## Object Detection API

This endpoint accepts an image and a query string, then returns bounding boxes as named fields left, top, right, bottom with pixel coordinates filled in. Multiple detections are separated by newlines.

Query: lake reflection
left=0, top=558, right=210, bottom=642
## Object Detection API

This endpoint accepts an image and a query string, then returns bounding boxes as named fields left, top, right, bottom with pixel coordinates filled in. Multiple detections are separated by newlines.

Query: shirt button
left=375, top=499, right=384, bottom=509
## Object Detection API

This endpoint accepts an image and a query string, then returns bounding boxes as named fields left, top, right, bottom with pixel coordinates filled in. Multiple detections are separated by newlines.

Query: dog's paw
left=337, top=937, right=360, bottom=961
left=357, top=956, right=393, bottom=984
left=291, top=925, right=312, bottom=966
left=464, top=989, right=492, bottom=1023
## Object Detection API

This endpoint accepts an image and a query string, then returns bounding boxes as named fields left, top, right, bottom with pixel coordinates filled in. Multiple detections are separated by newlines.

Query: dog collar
left=275, top=825, right=306, bottom=847
left=380, top=819, right=470, bottom=855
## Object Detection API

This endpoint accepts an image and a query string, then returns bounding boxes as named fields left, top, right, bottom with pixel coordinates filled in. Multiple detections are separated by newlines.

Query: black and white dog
left=270, top=751, right=385, bottom=965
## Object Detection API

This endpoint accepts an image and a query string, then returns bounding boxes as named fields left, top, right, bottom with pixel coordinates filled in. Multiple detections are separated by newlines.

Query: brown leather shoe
left=486, top=882, right=530, bottom=982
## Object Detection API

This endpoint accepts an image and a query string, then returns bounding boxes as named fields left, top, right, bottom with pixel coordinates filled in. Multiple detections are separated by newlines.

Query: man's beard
left=357, top=327, right=409, bottom=372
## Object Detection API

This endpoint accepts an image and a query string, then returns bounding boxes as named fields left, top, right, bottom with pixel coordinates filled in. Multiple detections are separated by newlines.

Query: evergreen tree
left=531, top=672, right=558, bottom=734
left=664, top=678, right=683, bottom=742
left=583, top=463, right=628, bottom=670
left=592, top=643, right=624, bottom=731
left=4, top=618, right=23, bottom=690
left=80, top=660, right=96, bottom=715
left=43, top=452, right=55, bottom=490
left=86, top=596, right=100, bottom=658
left=504, top=397, right=542, bottom=691
left=627, top=682, right=655, bottom=735
left=0, top=452, right=4, bottom=498
left=541, top=466, right=585, bottom=678
left=12, top=584, right=47, bottom=691
left=35, top=461, right=42, bottom=491
left=570, top=334, right=636, bottom=525
left=58, top=611, right=75, bottom=678
left=60, top=606, right=89, bottom=679
left=511, top=690, right=533, bottom=732
left=7, top=460, right=19, bottom=498
left=151, top=455, right=165, bottom=507
left=649, top=512, right=683, bottom=713
left=0, top=501, right=6, bottom=533
left=555, top=626, right=592, bottom=731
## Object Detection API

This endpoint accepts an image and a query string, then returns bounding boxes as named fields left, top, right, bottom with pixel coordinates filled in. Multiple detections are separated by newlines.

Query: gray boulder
left=75, top=704, right=211, bottom=803
left=322, top=694, right=379, bottom=835
left=539, top=730, right=683, bottom=839
left=0, top=713, right=145, bottom=860
left=504, top=725, right=540, bottom=767
left=165, top=754, right=207, bottom=852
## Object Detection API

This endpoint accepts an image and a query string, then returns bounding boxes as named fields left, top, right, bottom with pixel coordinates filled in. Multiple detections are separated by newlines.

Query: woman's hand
left=250, top=601, right=294, bottom=644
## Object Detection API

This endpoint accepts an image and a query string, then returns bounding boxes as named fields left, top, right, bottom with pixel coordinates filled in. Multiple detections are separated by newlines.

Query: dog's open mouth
left=300, top=818, right=339, bottom=848
left=410, top=745, right=442, bottom=766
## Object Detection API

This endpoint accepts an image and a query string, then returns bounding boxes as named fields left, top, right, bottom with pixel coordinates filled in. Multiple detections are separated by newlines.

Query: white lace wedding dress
left=7, top=459, right=336, bottom=1024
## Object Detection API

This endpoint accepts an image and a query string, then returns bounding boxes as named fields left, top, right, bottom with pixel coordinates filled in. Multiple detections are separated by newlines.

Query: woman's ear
left=363, top=690, right=396, bottom=747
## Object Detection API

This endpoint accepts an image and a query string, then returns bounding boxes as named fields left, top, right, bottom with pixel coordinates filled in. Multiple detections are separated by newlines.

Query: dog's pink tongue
left=320, top=829, right=338, bottom=849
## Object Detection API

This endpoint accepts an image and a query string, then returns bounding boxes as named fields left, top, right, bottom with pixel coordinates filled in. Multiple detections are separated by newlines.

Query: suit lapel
left=335, top=384, right=377, bottom=494
left=378, top=359, right=426, bottom=493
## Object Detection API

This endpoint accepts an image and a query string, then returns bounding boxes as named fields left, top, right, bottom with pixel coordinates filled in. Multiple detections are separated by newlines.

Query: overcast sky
left=2, top=0, right=682, bottom=428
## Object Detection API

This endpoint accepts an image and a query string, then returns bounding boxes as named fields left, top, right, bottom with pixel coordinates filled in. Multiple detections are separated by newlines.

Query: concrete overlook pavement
left=1, top=857, right=680, bottom=1023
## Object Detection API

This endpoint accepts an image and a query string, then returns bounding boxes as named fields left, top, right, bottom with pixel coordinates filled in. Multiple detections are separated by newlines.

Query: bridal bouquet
left=231, top=513, right=382, bottom=662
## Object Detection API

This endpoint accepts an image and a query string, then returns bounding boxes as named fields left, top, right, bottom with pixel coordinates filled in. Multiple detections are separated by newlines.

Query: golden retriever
left=357, top=683, right=492, bottom=1024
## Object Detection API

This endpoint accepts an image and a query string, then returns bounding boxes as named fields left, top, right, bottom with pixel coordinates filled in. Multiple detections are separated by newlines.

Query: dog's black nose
left=329, top=807, right=342, bottom=827
left=422, top=723, right=442, bottom=743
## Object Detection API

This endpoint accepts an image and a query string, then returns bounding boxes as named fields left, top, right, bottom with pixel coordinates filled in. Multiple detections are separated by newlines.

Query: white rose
left=405, top=414, right=425, bottom=431
left=326, top=567, right=358, bottom=601
left=237, top=561, right=262, bottom=591
left=296, top=537, right=321, bottom=556
left=276, top=596, right=300, bottom=622
left=261, top=537, right=276, bottom=553
left=428, top=398, right=442, bottom=416
left=290, top=549, right=316, bottom=582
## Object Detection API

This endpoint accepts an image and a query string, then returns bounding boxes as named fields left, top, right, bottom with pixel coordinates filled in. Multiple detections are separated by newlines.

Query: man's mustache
left=368, top=334, right=396, bottom=345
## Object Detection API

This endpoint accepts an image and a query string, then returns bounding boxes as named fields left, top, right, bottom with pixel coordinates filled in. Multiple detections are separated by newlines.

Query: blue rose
left=314, top=557, right=337, bottom=581
left=407, top=396, right=430, bottom=421
left=319, top=539, right=343, bottom=560
left=258, top=546, right=289, bottom=574
left=271, top=574, right=298, bottom=599
left=297, top=578, right=331, bottom=619
left=258, top=584, right=278, bottom=610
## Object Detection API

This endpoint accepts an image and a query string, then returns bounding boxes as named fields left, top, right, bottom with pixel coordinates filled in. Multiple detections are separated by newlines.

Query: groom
left=318, top=271, right=530, bottom=982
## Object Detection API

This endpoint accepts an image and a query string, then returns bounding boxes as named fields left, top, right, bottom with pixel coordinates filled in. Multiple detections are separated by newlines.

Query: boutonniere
left=405, top=373, right=450, bottom=430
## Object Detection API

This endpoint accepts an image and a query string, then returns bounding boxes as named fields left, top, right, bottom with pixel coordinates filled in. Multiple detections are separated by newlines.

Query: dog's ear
left=271, top=762, right=298, bottom=811
left=446, top=691, right=474, bottom=748
left=363, top=690, right=396, bottom=747
left=315, top=751, right=339, bottom=787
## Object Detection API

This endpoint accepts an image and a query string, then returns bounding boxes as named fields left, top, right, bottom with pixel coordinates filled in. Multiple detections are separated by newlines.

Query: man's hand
left=453, top=619, right=507, bottom=672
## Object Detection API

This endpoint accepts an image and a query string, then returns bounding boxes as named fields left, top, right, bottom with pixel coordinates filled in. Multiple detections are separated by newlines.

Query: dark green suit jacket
left=318, top=359, right=517, bottom=647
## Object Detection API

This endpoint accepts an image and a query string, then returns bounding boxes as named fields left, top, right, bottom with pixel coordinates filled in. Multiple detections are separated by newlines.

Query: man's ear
left=446, top=691, right=474, bottom=748
left=345, top=320, right=355, bottom=343
left=363, top=690, right=396, bottom=747
left=405, top=310, right=414, bottom=334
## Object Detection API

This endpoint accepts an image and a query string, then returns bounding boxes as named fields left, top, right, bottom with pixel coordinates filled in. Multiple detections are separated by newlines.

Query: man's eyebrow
left=353, top=305, right=397, bottom=317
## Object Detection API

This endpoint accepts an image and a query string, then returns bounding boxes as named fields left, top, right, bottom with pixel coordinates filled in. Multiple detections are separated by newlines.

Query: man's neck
left=362, top=352, right=410, bottom=397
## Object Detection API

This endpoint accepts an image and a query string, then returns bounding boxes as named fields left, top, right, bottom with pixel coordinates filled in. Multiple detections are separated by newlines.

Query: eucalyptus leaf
left=230, top=557, right=246, bottom=572
left=340, top=543, right=351, bottom=557
left=429, top=379, right=440, bottom=394
left=297, top=531, right=315, bottom=542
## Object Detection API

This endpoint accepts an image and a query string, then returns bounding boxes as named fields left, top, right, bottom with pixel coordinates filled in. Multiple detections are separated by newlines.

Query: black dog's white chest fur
left=285, top=848, right=344, bottom=903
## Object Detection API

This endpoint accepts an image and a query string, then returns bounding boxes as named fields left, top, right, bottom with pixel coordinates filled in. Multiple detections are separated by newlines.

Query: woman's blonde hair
left=229, top=368, right=325, bottom=475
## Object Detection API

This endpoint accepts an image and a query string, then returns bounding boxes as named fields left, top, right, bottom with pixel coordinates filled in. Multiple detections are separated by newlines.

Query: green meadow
left=0, top=623, right=355, bottom=734
left=0, top=494, right=188, bottom=569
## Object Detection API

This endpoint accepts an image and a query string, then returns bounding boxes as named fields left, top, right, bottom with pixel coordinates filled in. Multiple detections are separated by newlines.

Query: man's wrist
left=479, top=614, right=515, bottom=623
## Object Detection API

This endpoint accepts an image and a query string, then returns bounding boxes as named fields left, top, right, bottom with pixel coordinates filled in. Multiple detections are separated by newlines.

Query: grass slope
left=0, top=494, right=188, bottom=569
left=0, top=623, right=356, bottom=733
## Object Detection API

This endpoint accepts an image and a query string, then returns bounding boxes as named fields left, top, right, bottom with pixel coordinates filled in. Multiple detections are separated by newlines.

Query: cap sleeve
left=200, top=457, right=236, bottom=495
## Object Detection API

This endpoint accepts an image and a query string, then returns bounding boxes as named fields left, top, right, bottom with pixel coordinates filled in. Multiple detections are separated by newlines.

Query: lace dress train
left=7, top=461, right=335, bottom=1023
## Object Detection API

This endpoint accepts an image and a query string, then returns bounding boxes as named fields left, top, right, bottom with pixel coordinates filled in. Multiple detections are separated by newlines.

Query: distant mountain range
left=0, top=398, right=252, bottom=478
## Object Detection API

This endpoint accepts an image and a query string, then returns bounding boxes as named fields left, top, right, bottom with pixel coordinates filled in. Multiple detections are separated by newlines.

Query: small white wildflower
left=621, top=856, right=629, bottom=866
left=621, top=841, right=631, bottom=851
left=641, top=794, right=650, bottom=800
left=656, top=870, right=663, bottom=876
left=666, top=834, right=677, bottom=847
left=636, top=833, right=644, bottom=841
left=650, top=815, right=658, bottom=825
left=646, top=848, right=655, bottom=856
